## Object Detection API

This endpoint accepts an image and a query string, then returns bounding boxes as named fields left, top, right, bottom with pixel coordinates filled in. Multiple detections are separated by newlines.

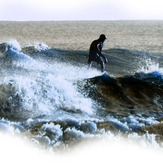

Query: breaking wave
left=0, top=40, right=163, bottom=151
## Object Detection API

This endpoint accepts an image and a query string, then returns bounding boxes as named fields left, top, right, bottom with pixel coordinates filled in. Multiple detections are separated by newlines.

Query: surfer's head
left=99, top=34, right=107, bottom=42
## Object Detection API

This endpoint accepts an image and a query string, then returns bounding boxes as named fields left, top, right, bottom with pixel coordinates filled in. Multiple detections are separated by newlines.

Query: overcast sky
left=0, top=0, right=163, bottom=21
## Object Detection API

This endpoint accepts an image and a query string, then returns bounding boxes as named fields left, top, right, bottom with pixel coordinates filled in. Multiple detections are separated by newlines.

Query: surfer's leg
left=99, top=58, right=105, bottom=72
left=88, top=59, right=92, bottom=69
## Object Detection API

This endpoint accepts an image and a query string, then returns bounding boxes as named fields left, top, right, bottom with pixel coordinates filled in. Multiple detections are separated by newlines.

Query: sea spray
left=0, top=39, right=163, bottom=152
left=0, top=40, right=102, bottom=119
left=137, top=55, right=163, bottom=74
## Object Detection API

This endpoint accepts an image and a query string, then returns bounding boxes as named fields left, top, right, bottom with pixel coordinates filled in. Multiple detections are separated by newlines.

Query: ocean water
left=0, top=21, right=163, bottom=154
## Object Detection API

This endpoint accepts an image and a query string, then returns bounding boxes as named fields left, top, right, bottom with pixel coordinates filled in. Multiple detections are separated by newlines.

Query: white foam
left=41, top=123, right=63, bottom=141
left=108, top=117, right=129, bottom=131
left=123, top=115, right=159, bottom=130
left=0, top=118, right=25, bottom=134
left=0, top=40, right=34, bottom=68
left=1, top=40, right=162, bottom=153
left=137, top=57, right=163, bottom=74
left=64, top=127, right=86, bottom=140
left=2, top=58, right=97, bottom=117
left=34, top=42, right=51, bottom=52
left=9, top=40, right=22, bottom=51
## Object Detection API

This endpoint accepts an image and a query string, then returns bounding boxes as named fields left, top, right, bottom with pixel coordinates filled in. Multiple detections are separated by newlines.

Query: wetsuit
left=88, top=34, right=107, bottom=72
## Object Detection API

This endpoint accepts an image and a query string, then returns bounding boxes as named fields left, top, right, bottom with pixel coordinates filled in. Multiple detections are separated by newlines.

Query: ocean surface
left=0, top=21, right=163, bottom=152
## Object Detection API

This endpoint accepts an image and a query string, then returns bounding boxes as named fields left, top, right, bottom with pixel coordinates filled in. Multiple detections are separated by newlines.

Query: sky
left=0, top=0, right=163, bottom=21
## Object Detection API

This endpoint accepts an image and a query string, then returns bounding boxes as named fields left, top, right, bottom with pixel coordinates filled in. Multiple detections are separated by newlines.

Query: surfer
left=88, top=34, right=108, bottom=72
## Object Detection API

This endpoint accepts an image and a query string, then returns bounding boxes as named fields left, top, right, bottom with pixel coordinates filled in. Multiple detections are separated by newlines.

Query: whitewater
left=0, top=21, right=163, bottom=161
left=0, top=39, right=162, bottom=148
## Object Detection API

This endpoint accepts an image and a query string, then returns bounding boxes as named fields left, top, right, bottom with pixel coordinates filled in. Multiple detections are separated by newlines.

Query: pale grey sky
left=0, top=0, right=163, bottom=20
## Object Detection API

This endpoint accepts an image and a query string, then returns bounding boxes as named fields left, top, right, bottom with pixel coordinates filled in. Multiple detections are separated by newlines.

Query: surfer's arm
left=99, top=52, right=107, bottom=63
left=90, top=40, right=102, bottom=55
left=96, top=43, right=108, bottom=63
left=97, top=43, right=103, bottom=55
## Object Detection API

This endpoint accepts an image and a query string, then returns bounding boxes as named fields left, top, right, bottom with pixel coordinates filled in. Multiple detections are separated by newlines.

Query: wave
left=0, top=67, right=97, bottom=120
left=0, top=40, right=32, bottom=61
left=79, top=72, right=163, bottom=113
left=0, top=40, right=163, bottom=150
left=0, top=40, right=100, bottom=121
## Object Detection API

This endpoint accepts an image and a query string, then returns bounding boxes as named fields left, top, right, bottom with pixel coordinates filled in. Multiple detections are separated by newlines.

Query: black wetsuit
left=88, top=35, right=107, bottom=72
